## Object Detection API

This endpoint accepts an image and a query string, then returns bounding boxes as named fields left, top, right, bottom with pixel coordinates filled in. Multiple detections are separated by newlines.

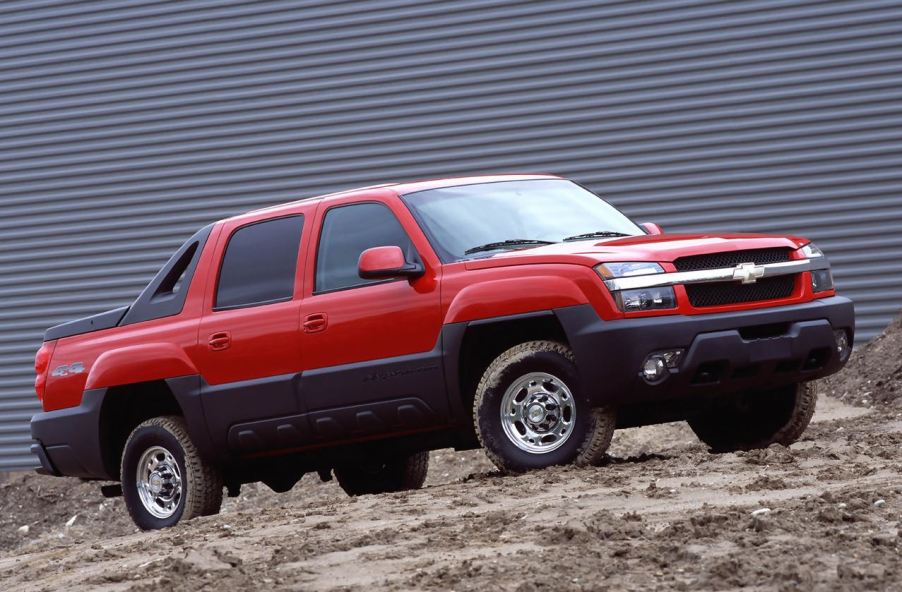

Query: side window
left=316, top=203, right=413, bottom=293
left=215, top=215, right=304, bottom=310
left=153, top=242, right=197, bottom=301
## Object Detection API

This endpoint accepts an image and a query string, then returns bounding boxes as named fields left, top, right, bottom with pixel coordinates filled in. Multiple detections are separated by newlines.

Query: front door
left=298, top=196, right=446, bottom=441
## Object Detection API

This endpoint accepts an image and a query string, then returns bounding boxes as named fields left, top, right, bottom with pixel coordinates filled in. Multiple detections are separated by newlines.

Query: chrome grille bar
left=604, top=258, right=826, bottom=291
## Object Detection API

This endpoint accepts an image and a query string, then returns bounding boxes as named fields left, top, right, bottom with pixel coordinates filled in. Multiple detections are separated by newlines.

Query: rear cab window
left=215, top=215, right=305, bottom=310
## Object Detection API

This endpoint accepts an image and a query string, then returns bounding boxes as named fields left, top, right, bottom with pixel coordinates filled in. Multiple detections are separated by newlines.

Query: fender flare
left=85, top=343, right=198, bottom=390
left=443, top=275, right=589, bottom=325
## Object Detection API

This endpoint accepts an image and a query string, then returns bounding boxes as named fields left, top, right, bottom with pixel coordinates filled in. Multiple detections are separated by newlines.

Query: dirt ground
left=3, top=317, right=902, bottom=591
left=1, top=391, right=899, bottom=592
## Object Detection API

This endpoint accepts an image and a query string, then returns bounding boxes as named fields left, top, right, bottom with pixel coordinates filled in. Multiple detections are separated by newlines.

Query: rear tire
left=474, top=340, right=616, bottom=473
left=689, top=382, right=817, bottom=452
left=121, top=416, right=223, bottom=530
left=334, top=451, right=429, bottom=496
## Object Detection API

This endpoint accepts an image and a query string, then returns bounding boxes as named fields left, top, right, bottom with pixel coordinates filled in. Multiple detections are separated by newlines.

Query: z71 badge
left=51, top=362, right=85, bottom=377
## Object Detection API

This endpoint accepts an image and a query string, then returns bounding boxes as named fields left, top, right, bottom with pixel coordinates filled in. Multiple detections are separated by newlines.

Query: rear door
left=195, top=206, right=314, bottom=453
left=298, top=192, right=447, bottom=442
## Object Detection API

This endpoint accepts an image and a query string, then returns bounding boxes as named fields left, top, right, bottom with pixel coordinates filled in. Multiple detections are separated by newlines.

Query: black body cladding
left=44, top=306, right=130, bottom=341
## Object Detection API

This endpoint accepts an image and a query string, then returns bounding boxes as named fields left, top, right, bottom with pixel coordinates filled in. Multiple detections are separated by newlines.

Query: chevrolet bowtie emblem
left=733, top=262, right=765, bottom=284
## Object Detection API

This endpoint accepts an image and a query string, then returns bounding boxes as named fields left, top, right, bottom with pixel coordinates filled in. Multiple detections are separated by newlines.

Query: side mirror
left=640, top=222, right=664, bottom=235
left=358, top=246, right=424, bottom=280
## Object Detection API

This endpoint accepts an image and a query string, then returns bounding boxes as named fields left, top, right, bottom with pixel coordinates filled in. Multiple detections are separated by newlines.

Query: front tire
left=334, top=451, right=429, bottom=496
left=121, top=416, right=223, bottom=530
left=474, top=341, right=616, bottom=473
left=689, top=382, right=818, bottom=452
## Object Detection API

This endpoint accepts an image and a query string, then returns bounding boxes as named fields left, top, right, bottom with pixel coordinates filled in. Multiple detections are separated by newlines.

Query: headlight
left=799, top=243, right=824, bottom=258
left=615, top=287, right=677, bottom=312
left=596, top=262, right=677, bottom=312
left=811, top=269, right=834, bottom=292
left=797, top=243, right=833, bottom=293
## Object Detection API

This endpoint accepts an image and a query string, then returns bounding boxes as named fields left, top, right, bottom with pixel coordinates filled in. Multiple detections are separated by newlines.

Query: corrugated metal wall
left=2, top=0, right=901, bottom=470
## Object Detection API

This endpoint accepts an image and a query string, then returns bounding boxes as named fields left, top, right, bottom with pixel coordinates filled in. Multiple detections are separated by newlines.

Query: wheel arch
left=98, top=376, right=213, bottom=480
left=446, top=311, right=572, bottom=441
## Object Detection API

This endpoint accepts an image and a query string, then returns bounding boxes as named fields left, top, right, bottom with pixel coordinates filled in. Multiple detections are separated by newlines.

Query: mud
left=1, top=394, right=899, bottom=591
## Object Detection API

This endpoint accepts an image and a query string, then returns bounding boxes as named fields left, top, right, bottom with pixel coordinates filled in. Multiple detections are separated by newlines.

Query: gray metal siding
left=1, top=0, right=901, bottom=470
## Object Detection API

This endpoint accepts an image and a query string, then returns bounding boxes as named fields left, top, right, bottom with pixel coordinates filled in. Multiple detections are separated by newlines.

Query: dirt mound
left=820, top=311, right=902, bottom=407
left=0, top=473, right=134, bottom=552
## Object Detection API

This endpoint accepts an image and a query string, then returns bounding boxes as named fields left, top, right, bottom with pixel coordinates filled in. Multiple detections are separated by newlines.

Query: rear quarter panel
left=40, top=225, right=222, bottom=411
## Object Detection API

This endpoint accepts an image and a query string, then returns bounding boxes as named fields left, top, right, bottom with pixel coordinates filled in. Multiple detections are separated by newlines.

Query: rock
left=873, top=499, right=886, bottom=507
left=751, top=508, right=771, bottom=517
left=17, top=525, right=29, bottom=534
left=65, top=515, right=78, bottom=528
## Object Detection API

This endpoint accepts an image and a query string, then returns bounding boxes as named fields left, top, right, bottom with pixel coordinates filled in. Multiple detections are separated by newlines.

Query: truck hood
left=464, top=233, right=809, bottom=270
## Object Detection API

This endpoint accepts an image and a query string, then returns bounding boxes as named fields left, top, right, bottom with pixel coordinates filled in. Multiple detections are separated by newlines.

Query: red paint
left=37, top=174, right=834, bottom=413
left=298, top=192, right=443, bottom=371
left=193, top=201, right=317, bottom=386
left=86, top=342, right=199, bottom=391
left=358, top=246, right=407, bottom=278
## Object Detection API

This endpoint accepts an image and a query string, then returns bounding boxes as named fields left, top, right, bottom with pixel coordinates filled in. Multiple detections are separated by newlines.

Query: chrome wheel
left=500, top=372, right=576, bottom=454
left=135, top=446, right=183, bottom=519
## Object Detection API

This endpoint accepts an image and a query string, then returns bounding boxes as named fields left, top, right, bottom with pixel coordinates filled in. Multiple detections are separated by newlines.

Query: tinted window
left=216, top=216, right=304, bottom=309
left=316, top=203, right=413, bottom=292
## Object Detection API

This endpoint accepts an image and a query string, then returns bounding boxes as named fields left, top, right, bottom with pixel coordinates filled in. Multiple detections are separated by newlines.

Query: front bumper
left=555, top=296, right=854, bottom=406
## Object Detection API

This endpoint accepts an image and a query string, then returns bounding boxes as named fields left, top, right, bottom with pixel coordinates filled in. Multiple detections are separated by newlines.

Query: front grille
left=674, top=248, right=792, bottom=272
left=686, top=275, right=796, bottom=307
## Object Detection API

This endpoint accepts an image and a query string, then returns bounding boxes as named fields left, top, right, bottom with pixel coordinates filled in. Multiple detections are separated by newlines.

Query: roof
left=391, top=173, right=561, bottom=195
left=235, top=174, right=562, bottom=222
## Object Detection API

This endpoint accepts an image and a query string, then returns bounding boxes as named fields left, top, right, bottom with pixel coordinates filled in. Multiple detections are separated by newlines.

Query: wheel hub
left=148, top=473, right=164, bottom=495
left=500, top=372, right=576, bottom=454
left=136, top=446, right=183, bottom=519
left=527, top=403, right=547, bottom=424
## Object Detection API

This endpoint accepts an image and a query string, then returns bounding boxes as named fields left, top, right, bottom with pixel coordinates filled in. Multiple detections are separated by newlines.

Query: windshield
left=401, top=179, right=642, bottom=261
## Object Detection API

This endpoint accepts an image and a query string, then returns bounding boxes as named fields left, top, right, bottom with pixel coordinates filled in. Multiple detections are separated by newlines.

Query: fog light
left=641, top=349, right=684, bottom=383
left=642, top=356, right=666, bottom=382
left=834, top=329, right=851, bottom=362
left=659, top=349, right=684, bottom=368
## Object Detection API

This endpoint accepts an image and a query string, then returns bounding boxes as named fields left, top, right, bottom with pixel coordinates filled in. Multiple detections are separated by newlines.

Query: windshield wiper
left=464, top=239, right=557, bottom=255
left=563, top=230, right=630, bottom=242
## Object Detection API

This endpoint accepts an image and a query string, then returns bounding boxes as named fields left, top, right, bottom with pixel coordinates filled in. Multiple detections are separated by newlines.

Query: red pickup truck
left=31, top=175, right=853, bottom=530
